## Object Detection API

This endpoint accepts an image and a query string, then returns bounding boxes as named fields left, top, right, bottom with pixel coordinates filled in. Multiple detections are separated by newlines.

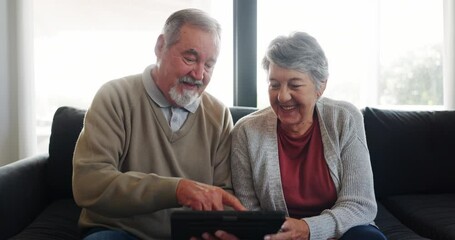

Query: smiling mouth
left=280, top=105, right=296, bottom=111
left=180, top=76, right=203, bottom=88
left=182, top=82, right=199, bottom=89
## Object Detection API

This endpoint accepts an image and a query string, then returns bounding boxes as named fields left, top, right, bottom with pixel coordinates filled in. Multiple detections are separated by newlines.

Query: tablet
left=170, top=210, right=285, bottom=239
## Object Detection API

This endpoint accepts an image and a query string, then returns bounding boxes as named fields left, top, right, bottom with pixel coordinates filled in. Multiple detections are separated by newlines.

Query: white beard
left=169, top=86, right=200, bottom=107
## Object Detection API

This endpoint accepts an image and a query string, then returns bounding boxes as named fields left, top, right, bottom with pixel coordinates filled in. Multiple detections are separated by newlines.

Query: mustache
left=179, top=76, right=203, bottom=87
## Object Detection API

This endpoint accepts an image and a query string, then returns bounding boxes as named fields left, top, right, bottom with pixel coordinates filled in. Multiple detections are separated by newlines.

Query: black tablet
left=170, top=210, right=285, bottom=240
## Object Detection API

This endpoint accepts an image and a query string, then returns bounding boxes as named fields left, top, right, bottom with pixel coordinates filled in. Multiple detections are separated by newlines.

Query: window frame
left=233, top=0, right=257, bottom=107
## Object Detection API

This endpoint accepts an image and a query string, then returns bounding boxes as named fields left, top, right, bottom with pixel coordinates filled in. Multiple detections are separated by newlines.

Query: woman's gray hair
left=162, top=8, right=221, bottom=48
left=262, top=32, right=329, bottom=91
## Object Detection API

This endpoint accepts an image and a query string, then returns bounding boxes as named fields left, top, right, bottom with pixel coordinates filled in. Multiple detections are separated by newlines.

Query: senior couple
left=72, top=8, right=386, bottom=240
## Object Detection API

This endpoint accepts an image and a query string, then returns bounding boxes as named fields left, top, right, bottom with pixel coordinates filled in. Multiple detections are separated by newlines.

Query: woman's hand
left=190, top=218, right=309, bottom=240
left=264, top=217, right=310, bottom=240
left=189, top=230, right=239, bottom=240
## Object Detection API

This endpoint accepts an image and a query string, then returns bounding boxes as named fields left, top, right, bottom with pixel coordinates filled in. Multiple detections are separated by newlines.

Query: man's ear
left=155, top=34, right=165, bottom=57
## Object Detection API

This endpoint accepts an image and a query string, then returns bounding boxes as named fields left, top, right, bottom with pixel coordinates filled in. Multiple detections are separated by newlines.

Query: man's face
left=154, top=24, right=220, bottom=107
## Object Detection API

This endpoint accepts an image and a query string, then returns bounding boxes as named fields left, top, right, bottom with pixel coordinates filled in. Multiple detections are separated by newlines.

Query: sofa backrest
left=47, top=107, right=86, bottom=200
left=46, top=106, right=257, bottom=200
left=50, top=105, right=454, bottom=201
left=363, top=107, right=455, bottom=199
left=230, top=106, right=258, bottom=124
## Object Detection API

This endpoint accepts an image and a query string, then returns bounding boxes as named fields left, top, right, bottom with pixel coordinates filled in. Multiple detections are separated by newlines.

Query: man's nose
left=190, top=63, right=205, bottom=81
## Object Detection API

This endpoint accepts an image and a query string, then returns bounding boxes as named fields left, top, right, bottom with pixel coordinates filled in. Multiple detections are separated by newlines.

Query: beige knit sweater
left=72, top=73, right=233, bottom=239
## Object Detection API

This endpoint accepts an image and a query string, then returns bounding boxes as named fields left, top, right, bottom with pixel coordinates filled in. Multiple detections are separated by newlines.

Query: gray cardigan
left=231, top=97, right=377, bottom=240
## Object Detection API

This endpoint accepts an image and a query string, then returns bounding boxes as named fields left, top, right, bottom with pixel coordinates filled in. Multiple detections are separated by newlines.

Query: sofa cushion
left=47, top=106, right=86, bottom=200
left=375, top=202, right=430, bottom=240
left=381, top=194, right=455, bottom=240
left=363, top=107, right=455, bottom=198
left=10, top=199, right=81, bottom=240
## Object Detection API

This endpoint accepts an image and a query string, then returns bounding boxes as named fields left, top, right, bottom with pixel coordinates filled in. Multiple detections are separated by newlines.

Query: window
left=33, top=0, right=445, bottom=154
left=34, top=0, right=233, bottom=153
left=257, top=0, right=443, bottom=110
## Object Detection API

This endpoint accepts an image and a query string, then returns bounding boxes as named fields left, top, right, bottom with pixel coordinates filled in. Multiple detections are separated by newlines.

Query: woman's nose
left=277, top=87, right=291, bottom=102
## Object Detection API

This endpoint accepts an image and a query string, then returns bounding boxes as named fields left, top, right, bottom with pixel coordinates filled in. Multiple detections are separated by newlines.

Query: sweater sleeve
left=212, top=105, right=235, bottom=194
left=231, top=118, right=262, bottom=210
left=72, top=79, right=181, bottom=218
left=303, top=104, right=377, bottom=239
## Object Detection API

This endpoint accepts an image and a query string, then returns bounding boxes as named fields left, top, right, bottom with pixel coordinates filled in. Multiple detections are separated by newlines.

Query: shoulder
left=97, top=74, right=143, bottom=98
left=94, top=74, right=143, bottom=102
left=200, top=92, right=228, bottom=111
left=236, top=107, right=273, bottom=124
left=317, top=97, right=365, bottom=137
left=233, top=107, right=275, bottom=133
left=317, top=97, right=363, bottom=121
left=199, top=92, right=232, bottom=125
left=89, top=73, right=144, bottom=116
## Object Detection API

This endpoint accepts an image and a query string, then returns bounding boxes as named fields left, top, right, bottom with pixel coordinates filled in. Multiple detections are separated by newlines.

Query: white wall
left=0, top=0, right=34, bottom=167
left=444, top=0, right=455, bottom=110
left=0, top=0, right=19, bottom=166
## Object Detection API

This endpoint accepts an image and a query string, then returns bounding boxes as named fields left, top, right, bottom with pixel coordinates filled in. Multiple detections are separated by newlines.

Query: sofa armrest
left=0, top=154, right=50, bottom=239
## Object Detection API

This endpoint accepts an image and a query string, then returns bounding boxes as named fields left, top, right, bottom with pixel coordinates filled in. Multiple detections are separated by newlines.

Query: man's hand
left=176, top=179, right=246, bottom=211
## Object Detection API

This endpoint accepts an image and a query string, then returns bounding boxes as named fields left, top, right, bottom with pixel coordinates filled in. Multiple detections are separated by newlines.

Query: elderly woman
left=227, top=32, right=387, bottom=240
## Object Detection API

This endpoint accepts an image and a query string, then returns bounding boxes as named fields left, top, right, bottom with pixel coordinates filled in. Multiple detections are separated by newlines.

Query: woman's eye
left=269, top=84, right=280, bottom=89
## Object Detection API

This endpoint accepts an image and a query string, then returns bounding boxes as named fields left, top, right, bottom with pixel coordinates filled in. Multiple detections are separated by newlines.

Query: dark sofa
left=1, top=106, right=455, bottom=240
left=363, top=107, right=455, bottom=240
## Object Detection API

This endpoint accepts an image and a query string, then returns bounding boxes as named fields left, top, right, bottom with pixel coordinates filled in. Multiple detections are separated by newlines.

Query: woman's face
left=268, top=63, right=324, bottom=134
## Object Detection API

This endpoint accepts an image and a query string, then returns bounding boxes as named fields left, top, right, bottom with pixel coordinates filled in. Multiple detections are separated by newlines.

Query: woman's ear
left=317, top=81, right=327, bottom=97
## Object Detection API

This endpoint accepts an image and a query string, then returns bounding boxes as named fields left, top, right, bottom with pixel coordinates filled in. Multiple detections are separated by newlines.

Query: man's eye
left=205, top=64, right=214, bottom=70
left=290, top=84, right=302, bottom=89
left=183, top=57, right=196, bottom=64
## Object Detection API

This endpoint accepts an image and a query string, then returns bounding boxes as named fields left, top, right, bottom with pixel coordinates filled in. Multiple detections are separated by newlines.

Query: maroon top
left=277, top=114, right=337, bottom=219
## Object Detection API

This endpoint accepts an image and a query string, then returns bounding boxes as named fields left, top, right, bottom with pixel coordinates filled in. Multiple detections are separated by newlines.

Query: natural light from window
left=33, top=0, right=233, bottom=153
left=34, top=0, right=443, bottom=154
left=257, top=0, right=443, bottom=110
